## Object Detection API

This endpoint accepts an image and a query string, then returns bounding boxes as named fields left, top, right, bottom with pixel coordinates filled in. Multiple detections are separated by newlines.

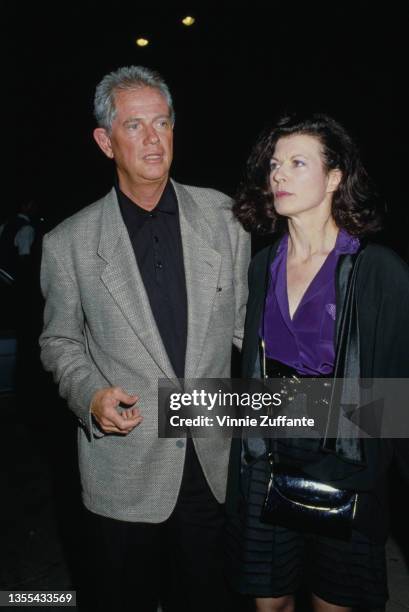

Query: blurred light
left=136, top=38, right=149, bottom=47
left=181, top=16, right=195, bottom=26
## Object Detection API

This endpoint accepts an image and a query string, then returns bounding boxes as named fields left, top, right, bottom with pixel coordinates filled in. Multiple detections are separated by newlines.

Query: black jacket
left=227, top=241, right=409, bottom=541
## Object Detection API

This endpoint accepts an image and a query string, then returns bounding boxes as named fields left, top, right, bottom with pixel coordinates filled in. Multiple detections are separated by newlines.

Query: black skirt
left=225, top=455, right=388, bottom=609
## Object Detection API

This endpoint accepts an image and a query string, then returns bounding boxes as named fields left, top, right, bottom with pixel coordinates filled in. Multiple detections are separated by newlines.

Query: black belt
left=265, top=357, right=330, bottom=379
left=264, top=357, right=332, bottom=410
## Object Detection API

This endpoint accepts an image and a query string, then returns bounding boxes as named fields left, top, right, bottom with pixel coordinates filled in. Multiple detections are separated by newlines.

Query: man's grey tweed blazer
left=40, top=181, right=250, bottom=522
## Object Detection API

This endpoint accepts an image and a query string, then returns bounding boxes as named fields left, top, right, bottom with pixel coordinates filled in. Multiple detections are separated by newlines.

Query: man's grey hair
left=94, top=65, right=174, bottom=132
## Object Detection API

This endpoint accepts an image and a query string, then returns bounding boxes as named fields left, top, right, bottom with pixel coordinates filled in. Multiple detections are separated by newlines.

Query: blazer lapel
left=97, top=189, right=175, bottom=378
left=172, top=182, right=222, bottom=378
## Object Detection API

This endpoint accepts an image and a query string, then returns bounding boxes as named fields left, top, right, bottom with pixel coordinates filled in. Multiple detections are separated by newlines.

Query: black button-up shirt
left=116, top=181, right=187, bottom=378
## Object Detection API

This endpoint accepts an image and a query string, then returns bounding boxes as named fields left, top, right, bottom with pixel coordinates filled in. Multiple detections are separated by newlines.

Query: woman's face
left=269, top=133, right=340, bottom=219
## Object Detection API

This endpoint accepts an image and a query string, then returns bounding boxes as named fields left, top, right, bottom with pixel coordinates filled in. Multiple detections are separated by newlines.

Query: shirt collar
left=114, top=177, right=177, bottom=218
left=334, top=228, right=360, bottom=254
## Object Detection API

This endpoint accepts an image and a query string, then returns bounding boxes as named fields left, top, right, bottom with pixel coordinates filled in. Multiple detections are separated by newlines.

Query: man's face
left=94, top=86, right=173, bottom=192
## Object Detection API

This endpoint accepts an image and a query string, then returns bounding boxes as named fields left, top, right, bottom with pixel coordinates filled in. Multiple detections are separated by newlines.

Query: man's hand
left=90, top=386, right=143, bottom=434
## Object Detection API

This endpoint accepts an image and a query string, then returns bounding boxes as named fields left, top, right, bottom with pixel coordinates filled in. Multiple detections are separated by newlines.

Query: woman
left=226, top=113, right=409, bottom=612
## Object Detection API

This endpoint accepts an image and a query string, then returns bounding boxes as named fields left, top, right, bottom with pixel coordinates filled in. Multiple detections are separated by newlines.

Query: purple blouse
left=262, top=230, right=360, bottom=376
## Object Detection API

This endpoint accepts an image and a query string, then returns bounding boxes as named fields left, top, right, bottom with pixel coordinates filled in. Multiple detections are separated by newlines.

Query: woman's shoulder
left=360, top=243, right=409, bottom=278
left=357, top=243, right=409, bottom=302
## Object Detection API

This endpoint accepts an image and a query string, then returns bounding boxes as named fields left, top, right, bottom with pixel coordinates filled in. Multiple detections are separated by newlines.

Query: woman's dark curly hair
left=233, top=112, right=382, bottom=236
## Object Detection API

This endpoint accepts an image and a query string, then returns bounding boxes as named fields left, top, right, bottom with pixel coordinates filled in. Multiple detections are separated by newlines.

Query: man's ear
left=93, top=128, right=114, bottom=159
left=327, top=168, right=342, bottom=193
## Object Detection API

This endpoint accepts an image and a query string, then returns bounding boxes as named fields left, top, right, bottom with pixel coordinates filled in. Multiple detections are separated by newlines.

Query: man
left=39, top=66, right=250, bottom=611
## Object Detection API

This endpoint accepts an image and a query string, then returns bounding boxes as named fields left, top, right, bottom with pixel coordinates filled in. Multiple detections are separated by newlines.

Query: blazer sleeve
left=39, top=233, right=108, bottom=438
left=232, top=223, right=251, bottom=350
left=219, top=199, right=250, bottom=350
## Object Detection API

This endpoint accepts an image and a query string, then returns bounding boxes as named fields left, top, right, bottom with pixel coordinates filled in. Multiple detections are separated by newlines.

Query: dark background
left=6, top=1, right=409, bottom=257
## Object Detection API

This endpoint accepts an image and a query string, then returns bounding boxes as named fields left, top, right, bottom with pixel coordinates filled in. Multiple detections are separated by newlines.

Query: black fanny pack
left=260, top=456, right=358, bottom=540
